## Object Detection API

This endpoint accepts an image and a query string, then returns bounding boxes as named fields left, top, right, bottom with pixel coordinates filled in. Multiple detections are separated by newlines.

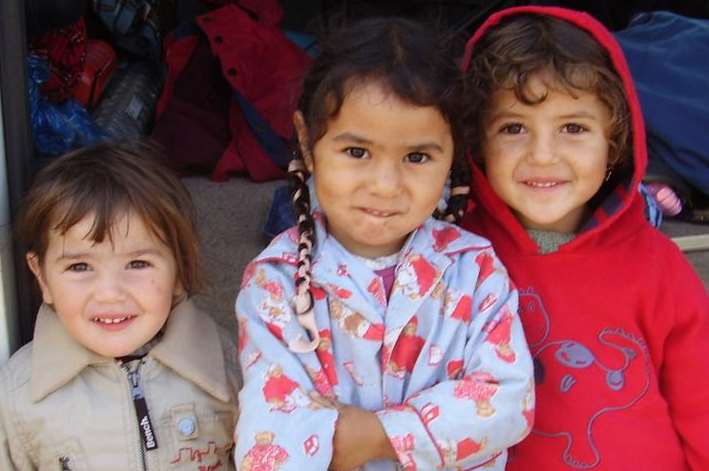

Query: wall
left=0, top=89, right=19, bottom=362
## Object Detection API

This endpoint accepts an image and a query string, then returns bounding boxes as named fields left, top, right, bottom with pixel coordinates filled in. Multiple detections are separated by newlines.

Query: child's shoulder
left=414, top=219, right=511, bottom=287
left=162, top=300, right=239, bottom=368
left=630, top=224, right=702, bottom=275
left=250, top=225, right=301, bottom=267
left=0, top=341, right=34, bottom=394
left=419, top=217, right=495, bottom=256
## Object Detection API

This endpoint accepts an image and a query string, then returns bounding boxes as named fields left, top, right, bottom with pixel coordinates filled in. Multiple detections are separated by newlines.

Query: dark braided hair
left=287, top=17, right=470, bottom=352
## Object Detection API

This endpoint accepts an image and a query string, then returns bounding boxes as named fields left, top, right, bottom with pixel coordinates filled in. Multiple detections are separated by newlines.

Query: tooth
left=95, top=316, right=129, bottom=324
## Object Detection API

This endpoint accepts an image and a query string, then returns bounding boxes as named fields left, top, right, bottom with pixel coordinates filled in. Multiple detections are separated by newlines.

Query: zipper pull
left=127, top=365, right=144, bottom=400
left=122, top=360, right=159, bottom=451
left=59, top=456, right=72, bottom=471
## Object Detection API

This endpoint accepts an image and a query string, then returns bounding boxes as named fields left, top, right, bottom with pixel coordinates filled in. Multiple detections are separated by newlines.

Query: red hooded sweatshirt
left=461, top=7, right=709, bottom=471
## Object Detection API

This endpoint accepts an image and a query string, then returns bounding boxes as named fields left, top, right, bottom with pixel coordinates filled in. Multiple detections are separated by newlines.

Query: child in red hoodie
left=461, top=7, right=709, bottom=471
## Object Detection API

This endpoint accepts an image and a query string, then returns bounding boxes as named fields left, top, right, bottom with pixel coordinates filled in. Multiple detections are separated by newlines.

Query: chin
left=90, top=343, right=138, bottom=358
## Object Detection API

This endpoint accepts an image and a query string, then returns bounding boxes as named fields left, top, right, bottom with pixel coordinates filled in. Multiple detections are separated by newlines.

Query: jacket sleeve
left=659, top=252, right=709, bottom=470
left=376, top=252, right=534, bottom=470
left=234, top=263, right=338, bottom=471
left=0, top=364, right=32, bottom=470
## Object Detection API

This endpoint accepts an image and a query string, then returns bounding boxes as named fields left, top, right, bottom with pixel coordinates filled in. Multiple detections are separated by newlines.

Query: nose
left=527, top=132, right=557, bottom=165
left=369, top=158, right=403, bottom=197
left=93, top=271, right=127, bottom=303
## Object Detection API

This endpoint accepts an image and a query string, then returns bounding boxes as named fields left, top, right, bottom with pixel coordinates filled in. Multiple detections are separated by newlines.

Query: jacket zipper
left=59, top=456, right=72, bottom=471
left=122, top=359, right=158, bottom=471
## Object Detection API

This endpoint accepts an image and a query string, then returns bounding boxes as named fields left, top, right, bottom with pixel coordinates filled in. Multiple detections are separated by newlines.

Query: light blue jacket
left=234, top=214, right=534, bottom=470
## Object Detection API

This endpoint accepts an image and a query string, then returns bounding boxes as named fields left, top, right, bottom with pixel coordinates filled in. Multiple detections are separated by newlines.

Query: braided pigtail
left=286, top=149, right=321, bottom=353
left=436, top=157, right=472, bottom=224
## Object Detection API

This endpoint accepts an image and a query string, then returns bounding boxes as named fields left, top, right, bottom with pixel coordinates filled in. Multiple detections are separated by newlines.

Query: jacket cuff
left=376, top=404, right=444, bottom=470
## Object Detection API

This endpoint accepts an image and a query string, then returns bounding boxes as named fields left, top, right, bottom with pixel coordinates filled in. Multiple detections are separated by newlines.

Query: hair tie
left=450, top=185, right=471, bottom=197
left=289, top=291, right=320, bottom=353
left=288, top=159, right=306, bottom=173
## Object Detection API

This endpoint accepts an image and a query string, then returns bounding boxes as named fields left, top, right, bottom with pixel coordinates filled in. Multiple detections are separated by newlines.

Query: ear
left=293, top=111, right=314, bottom=173
left=26, top=252, right=53, bottom=305
left=172, top=279, right=186, bottom=305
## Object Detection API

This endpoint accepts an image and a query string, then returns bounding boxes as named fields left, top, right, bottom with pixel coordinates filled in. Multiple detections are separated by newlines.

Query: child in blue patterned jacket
left=234, top=17, right=534, bottom=471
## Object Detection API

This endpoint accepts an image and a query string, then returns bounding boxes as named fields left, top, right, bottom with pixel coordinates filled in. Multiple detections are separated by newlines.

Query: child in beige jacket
left=0, top=141, right=239, bottom=470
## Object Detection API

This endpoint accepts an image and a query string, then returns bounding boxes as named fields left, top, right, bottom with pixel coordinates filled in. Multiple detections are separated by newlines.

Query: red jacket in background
left=154, top=3, right=310, bottom=182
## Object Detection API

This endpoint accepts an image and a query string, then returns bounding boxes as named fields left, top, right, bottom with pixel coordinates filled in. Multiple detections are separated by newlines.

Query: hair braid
left=435, top=158, right=472, bottom=224
left=286, top=150, right=321, bottom=353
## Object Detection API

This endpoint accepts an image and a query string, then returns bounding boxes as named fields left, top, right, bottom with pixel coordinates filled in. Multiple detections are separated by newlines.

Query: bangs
left=48, top=177, right=169, bottom=251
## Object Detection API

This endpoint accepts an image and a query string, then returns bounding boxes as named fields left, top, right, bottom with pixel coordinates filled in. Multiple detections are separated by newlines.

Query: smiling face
left=28, top=211, right=181, bottom=358
left=296, top=80, right=454, bottom=258
left=482, top=73, right=612, bottom=233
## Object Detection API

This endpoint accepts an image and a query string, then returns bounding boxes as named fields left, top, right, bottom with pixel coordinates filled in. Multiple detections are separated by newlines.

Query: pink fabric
left=375, top=266, right=397, bottom=300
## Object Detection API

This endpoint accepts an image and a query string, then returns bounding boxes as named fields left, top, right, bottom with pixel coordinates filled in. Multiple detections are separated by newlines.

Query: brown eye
left=501, top=123, right=523, bottom=134
left=67, top=263, right=89, bottom=272
left=406, top=152, right=429, bottom=164
left=128, top=260, right=151, bottom=269
left=346, top=147, right=367, bottom=158
left=562, top=123, right=586, bottom=134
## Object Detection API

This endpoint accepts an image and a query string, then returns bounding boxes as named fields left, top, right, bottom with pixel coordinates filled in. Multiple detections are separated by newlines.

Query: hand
left=309, top=394, right=396, bottom=471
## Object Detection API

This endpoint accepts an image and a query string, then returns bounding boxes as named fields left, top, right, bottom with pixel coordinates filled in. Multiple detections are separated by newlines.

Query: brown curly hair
left=465, top=14, right=631, bottom=169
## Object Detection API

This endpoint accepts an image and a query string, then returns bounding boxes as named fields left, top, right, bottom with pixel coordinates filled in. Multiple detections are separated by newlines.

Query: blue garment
left=263, top=184, right=295, bottom=240
left=615, top=12, right=709, bottom=196
left=28, top=55, right=106, bottom=156
left=639, top=183, right=663, bottom=228
left=235, top=214, right=534, bottom=470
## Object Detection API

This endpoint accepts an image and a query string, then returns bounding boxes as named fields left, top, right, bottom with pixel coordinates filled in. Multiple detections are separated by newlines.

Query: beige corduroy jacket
left=0, top=300, right=240, bottom=470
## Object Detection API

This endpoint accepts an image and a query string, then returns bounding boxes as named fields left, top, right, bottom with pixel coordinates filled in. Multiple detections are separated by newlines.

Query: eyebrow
left=488, top=110, right=600, bottom=123
left=486, top=110, right=524, bottom=123
left=332, top=132, right=445, bottom=153
left=55, top=252, right=90, bottom=263
left=124, top=248, right=164, bottom=257
left=55, top=248, right=163, bottom=263
left=332, top=132, right=373, bottom=145
left=557, top=111, right=599, bottom=121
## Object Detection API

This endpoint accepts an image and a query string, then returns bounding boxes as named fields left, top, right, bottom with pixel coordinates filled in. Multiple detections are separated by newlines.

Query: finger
left=309, top=391, right=338, bottom=408
left=331, top=400, right=346, bottom=411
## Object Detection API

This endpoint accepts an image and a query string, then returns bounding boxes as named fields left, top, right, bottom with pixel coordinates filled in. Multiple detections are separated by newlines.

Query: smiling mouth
left=92, top=315, right=136, bottom=325
left=522, top=180, right=566, bottom=189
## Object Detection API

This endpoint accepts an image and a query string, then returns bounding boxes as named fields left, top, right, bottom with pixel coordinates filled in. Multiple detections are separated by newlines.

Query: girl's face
left=296, top=81, right=454, bottom=258
left=482, top=73, right=611, bottom=233
left=27, top=211, right=181, bottom=358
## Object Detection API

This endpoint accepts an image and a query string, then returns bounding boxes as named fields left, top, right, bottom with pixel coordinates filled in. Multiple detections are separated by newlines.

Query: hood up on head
left=461, top=6, right=648, bottom=253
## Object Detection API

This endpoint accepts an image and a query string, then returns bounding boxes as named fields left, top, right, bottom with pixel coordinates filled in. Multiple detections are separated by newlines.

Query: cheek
left=578, top=145, right=610, bottom=179
left=427, top=175, right=448, bottom=204
left=483, top=157, right=513, bottom=194
left=42, top=274, right=79, bottom=306
left=153, top=275, right=179, bottom=296
left=314, top=170, right=356, bottom=207
left=482, top=140, right=510, bottom=174
left=583, top=167, right=608, bottom=196
left=142, top=280, right=176, bottom=315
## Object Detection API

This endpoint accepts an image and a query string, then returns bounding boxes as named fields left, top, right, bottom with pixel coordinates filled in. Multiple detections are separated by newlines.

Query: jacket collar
left=31, top=300, right=231, bottom=403
left=31, top=304, right=106, bottom=402
left=255, top=210, right=490, bottom=324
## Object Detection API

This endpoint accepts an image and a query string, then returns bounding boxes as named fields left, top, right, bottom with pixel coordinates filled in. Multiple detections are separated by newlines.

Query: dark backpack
left=92, top=0, right=166, bottom=60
